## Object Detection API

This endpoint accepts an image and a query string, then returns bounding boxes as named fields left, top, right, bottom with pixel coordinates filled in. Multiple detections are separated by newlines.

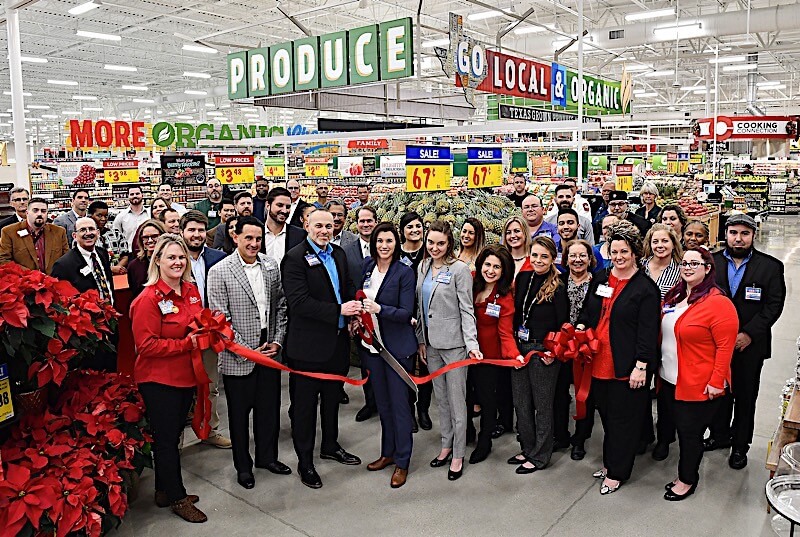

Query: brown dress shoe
left=155, top=491, right=198, bottom=508
left=367, top=456, right=395, bottom=471
left=171, top=496, right=208, bottom=523
left=390, top=467, right=408, bottom=489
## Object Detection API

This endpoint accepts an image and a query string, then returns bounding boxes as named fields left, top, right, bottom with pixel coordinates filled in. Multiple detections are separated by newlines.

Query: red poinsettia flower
left=51, top=476, right=103, bottom=537
left=0, top=464, right=59, bottom=536
left=74, top=411, right=116, bottom=437
left=0, top=290, right=30, bottom=328
left=28, top=339, right=79, bottom=388
left=106, top=483, right=128, bottom=518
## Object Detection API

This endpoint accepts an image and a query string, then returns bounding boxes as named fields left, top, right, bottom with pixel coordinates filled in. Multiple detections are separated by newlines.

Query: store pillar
left=6, top=2, right=29, bottom=189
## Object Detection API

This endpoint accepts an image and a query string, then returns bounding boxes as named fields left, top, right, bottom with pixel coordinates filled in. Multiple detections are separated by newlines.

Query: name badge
left=486, top=302, right=501, bottom=318
left=663, top=305, right=675, bottom=314
left=305, top=254, right=321, bottom=267
left=745, top=286, right=762, bottom=301
left=435, top=272, right=452, bottom=284
left=16, top=229, right=28, bottom=237
left=539, top=230, right=552, bottom=238
left=80, top=265, right=92, bottom=276
left=158, top=299, right=175, bottom=315
left=596, top=284, right=614, bottom=298
left=363, top=277, right=372, bottom=290
left=555, top=253, right=562, bottom=265
left=208, top=210, right=218, bottom=218
left=400, top=256, right=412, bottom=267
left=517, top=326, right=530, bottom=342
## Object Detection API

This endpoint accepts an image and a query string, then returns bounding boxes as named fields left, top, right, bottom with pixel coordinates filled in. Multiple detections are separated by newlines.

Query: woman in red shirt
left=131, top=234, right=207, bottom=523
left=469, top=245, right=521, bottom=464
left=660, top=248, right=738, bottom=501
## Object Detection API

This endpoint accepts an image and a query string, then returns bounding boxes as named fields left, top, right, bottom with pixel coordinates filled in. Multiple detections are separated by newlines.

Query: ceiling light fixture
left=41, top=114, right=57, bottom=118
left=0, top=113, right=10, bottom=117
left=176, top=115, right=193, bottom=119
left=2, top=91, right=31, bottom=96
left=642, top=69, right=675, bottom=77
left=653, top=22, right=703, bottom=40
left=421, top=38, right=450, bottom=48
left=625, top=8, right=675, bottom=21
left=104, top=64, right=137, bottom=72
left=72, top=95, right=98, bottom=100
left=468, top=10, right=503, bottom=21
left=132, top=98, right=155, bottom=103
left=693, top=89, right=716, bottom=94
left=61, top=110, right=81, bottom=115
left=709, top=56, right=745, bottom=64
left=207, top=111, right=224, bottom=116
left=82, top=107, right=103, bottom=111
left=636, top=92, right=659, bottom=97
left=759, top=84, right=786, bottom=90
left=68, top=1, right=101, bottom=15
left=182, top=44, right=217, bottom=54
left=26, top=105, right=49, bottom=109
left=757, top=81, right=784, bottom=88
left=183, top=71, right=211, bottom=79
left=184, top=89, right=207, bottom=95
left=76, top=30, right=121, bottom=41
left=20, top=56, right=47, bottom=63
left=722, top=64, right=758, bottom=72
left=47, top=79, right=78, bottom=86
left=121, top=85, right=148, bottom=91
left=680, top=85, right=705, bottom=91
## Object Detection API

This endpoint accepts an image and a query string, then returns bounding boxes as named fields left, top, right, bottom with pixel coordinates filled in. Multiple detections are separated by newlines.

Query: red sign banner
left=347, top=139, right=389, bottom=149
left=694, top=115, right=797, bottom=141
left=456, top=50, right=551, bottom=101
left=215, top=155, right=254, bottom=166
left=102, top=159, right=138, bottom=169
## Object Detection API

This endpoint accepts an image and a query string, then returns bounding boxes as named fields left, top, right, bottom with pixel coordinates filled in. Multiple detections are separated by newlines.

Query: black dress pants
left=471, top=364, right=500, bottom=450
left=656, top=380, right=677, bottom=445
left=410, top=354, right=432, bottom=414
left=674, top=395, right=722, bottom=485
left=593, top=378, right=649, bottom=482
left=496, top=367, right=514, bottom=430
left=709, top=352, right=765, bottom=453
left=571, top=390, right=596, bottom=445
left=553, top=359, right=574, bottom=444
left=223, top=364, right=281, bottom=473
left=290, top=331, right=349, bottom=469
left=139, top=382, right=194, bottom=503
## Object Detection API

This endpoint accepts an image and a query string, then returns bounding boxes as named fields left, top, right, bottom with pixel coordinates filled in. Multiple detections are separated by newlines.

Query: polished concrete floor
left=120, top=215, right=800, bottom=537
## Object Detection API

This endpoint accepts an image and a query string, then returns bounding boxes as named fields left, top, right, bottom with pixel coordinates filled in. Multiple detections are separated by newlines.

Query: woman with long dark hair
left=508, top=236, right=569, bottom=474
left=659, top=248, right=737, bottom=500
left=457, top=217, right=486, bottom=271
left=469, top=244, right=520, bottom=464
left=659, top=204, right=688, bottom=239
left=219, top=216, right=239, bottom=255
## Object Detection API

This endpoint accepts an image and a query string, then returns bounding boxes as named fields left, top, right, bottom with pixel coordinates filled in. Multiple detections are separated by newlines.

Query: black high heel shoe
left=448, top=463, right=463, bottom=481
left=664, top=482, right=697, bottom=501
left=430, top=453, right=453, bottom=468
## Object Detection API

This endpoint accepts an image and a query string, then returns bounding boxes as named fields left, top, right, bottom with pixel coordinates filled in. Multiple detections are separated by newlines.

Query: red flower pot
left=15, top=385, right=49, bottom=415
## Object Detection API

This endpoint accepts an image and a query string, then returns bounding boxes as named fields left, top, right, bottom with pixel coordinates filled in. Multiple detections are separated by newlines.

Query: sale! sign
left=215, top=155, right=255, bottom=184
left=103, top=160, right=140, bottom=183
left=405, top=145, right=451, bottom=192
left=694, top=115, right=798, bottom=141
left=467, top=147, right=502, bottom=189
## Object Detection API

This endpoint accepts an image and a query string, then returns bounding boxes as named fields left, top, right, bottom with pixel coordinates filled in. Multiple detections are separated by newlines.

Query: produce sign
left=160, top=155, right=206, bottom=186
left=0, top=363, right=13, bottom=424
left=467, top=147, right=503, bottom=189
left=102, top=159, right=140, bottom=183
left=263, top=156, right=285, bottom=178
left=615, top=164, right=633, bottom=191
left=227, top=18, right=414, bottom=99
left=215, top=155, right=255, bottom=184
left=57, top=161, right=96, bottom=186
left=338, top=156, right=364, bottom=177
left=694, top=115, right=798, bottom=141
left=498, top=103, right=602, bottom=124
left=588, top=155, right=609, bottom=171
left=667, top=152, right=679, bottom=175
left=565, top=69, right=631, bottom=114
left=406, top=145, right=451, bottom=192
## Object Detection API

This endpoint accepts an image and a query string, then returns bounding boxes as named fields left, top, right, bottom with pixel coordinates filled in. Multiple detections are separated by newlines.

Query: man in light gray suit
left=207, top=216, right=291, bottom=491
left=53, top=188, right=90, bottom=247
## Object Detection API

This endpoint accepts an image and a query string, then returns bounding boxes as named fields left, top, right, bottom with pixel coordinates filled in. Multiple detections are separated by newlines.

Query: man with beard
left=252, top=177, right=270, bottom=223
left=263, top=187, right=307, bottom=265
left=180, top=211, right=231, bottom=449
left=234, top=191, right=254, bottom=217
left=546, top=179, right=591, bottom=220
left=194, top=178, right=224, bottom=229
left=54, top=188, right=90, bottom=247
left=555, top=208, right=603, bottom=273
left=706, top=214, right=786, bottom=470
left=606, top=190, right=651, bottom=237
left=313, top=182, right=330, bottom=209
left=51, top=217, right=116, bottom=371
left=326, top=199, right=357, bottom=248
left=546, top=185, right=595, bottom=245
left=0, top=198, right=68, bottom=274
left=207, top=199, right=236, bottom=248
left=287, top=179, right=310, bottom=228
left=112, top=185, right=150, bottom=251
left=507, top=173, right=529, bottom=208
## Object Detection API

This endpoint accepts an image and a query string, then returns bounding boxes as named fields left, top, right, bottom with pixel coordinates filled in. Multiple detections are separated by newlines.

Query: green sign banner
left=228, top=18, right=414, bottom=100
left=588, top=155, right=609, bottom=171
left=650, top=154, right=668, bottom=172
left=566, top=71, right=631, bottom=114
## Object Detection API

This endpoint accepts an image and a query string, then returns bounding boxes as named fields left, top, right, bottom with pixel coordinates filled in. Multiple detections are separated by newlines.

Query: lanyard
left=519, top=274, right=541, bottom=327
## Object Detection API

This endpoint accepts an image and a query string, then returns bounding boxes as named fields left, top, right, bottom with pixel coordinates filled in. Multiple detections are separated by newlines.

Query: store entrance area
left=116, top=216, right=798, bottom=537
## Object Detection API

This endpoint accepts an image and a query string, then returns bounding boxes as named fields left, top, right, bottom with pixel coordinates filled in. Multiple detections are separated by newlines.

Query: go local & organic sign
left=227, top=18, right=414, bottom=100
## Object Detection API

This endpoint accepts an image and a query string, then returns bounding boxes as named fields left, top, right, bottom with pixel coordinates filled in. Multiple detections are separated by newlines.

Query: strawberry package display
left=72, top=165, right=96, bottom=186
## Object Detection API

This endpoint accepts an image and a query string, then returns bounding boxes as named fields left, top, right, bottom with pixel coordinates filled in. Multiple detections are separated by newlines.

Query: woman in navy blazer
left=358, top=222, right=418, bottom=489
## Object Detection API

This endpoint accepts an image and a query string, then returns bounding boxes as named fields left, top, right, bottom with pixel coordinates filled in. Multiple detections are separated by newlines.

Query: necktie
left=91, top=252, right=111, bottom=302
left=363, top=243, right=370, bottom=257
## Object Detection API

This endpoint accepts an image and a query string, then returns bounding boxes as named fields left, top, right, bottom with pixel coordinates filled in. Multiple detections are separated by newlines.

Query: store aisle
left=119, top=215, right=799, bottom=537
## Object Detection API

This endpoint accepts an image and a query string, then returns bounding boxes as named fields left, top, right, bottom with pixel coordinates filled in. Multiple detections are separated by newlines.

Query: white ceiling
left=1, top=0, right=799, bottom=145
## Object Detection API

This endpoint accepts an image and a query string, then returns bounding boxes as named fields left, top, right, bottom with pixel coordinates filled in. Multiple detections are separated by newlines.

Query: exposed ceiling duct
left=745, top=53, right=765, bottom=116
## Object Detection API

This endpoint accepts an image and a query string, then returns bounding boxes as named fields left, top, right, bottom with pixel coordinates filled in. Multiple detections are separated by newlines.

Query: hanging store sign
left=304, top=157, right=330, bottom=178
left=615, top=164, right=633, bottom=191
left=348, top=139, right=389, bottom=150
left=57, top=161, right=96, bottom=186
left=227, top=18, right=414, bottom=100
left=215, top=155, right=255, bottom=184
left=338, top=156, right=365, bottom=177
left=467, top=147, right=502, bottom=189
left=564, top=68, right=631, bottom=115
left=102, top=160, right=140, bottom=183
left=498, top=104, right=602, bottom=124
left=380, top=155, right=406, bottom=177
left=455, top=50, right=551, bottom=102
left=587, top=155, right=609, bottom=171
left=405, top=145, right=451, bottom=192
left=160, top=156, right=207, bottom=185
left=694, top=115, right=798, bottom=141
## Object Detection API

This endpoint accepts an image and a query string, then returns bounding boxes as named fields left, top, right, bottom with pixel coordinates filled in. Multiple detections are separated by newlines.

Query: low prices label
left=215, top=155, right=255, bottom=184
left=103, top=160, right=140, bottom=183
left=405, top=145, right=452, bottom=192
left=305, top=157, right=329, bottom=178
left=615, top=164, right=633, bottom=191
left=0, top=363, right=14, bottom=424
left=262, top=157, right=285, bottom=178
left=467, top=147, right=503, bottom=189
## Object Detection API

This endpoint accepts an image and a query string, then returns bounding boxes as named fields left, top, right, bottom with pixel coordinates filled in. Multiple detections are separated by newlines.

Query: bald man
left=287, top=179, right=311, bottom=228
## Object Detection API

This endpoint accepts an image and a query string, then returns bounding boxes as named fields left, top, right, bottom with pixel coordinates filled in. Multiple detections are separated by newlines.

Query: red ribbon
left=544, top=323, right=600, bottom=421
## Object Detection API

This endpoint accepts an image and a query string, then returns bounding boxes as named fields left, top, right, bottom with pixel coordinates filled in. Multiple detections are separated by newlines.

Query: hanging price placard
left=467, top=147, right=503, bottom=189
left=615, top=164, right=633, bottom=191
left=304, top=163, right=329, bottom=177
left=215, top=155, right=255, bottom=184
left=263, top=157, right=285, bottom=179
left=405, top=145, right=452, bottom=192
left=0, top=363, right=14, bottom=425
left=103, top=160, right=140, bottom=183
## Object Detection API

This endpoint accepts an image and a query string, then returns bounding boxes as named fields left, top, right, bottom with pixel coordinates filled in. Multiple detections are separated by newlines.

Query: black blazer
left=342, top=235, right=369, bottom=290
left=624, top=212, right=652, bottom=236
left=578, top=269, right=661, bottom=376
left=0, top=214, right=21, bottom=232
left=281, top=240, right=355, bottom=364
left=513, top=271, right=570, bottom=343
left=713, top=248, right=786, bottom=360
left=361, top=259, right=418, bottom=359
left=289, top=199, right=311, bottom=228
left=286, top=224, right=308, bottom=252
left=51, top=247, right=115, bottom=295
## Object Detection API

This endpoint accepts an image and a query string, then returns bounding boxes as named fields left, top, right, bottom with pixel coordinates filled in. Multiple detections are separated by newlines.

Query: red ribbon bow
left=544, top=323, right=600, bottom=421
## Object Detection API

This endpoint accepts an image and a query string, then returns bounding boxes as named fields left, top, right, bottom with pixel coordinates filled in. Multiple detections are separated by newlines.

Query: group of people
left=1, top=177, right=785, bottom=525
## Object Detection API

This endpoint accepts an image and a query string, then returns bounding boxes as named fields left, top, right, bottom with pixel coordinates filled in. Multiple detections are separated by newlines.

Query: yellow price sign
left=467, top=163, right=503, bottom=189
left=616, top=175, right=633, bottom=191
left=305, top=164, right=329, bottom=177
left=0, top=363, right=14, bottom=424
left=405, top=164, right=451, bottom=192
left=264, top=165, right=285, bottom=178
left=103, top=160, right=140, bottom=183
left=216, top=166, right=255, bottom=184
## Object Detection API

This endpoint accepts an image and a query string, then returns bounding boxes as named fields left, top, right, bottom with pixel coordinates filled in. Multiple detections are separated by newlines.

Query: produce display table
left=112, top=274, right=135, bottom=376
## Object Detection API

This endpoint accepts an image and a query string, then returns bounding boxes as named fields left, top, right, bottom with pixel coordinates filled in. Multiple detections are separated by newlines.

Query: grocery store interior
left=1, top=0, right=800, bottom=535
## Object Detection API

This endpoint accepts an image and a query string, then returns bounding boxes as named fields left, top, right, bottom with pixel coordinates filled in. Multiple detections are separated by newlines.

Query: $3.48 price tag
left=406, top=165, right=451, bottom=192
left=467, top=164, right=503, bottom=189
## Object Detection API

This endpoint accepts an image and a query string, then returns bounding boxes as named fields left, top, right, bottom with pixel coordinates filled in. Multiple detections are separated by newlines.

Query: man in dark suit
left=341, top=206, right=378, bottom=422
left=286, top=179, right=310, bottom=228
left=707, top=213, right=786, bottom=469
left=0, top=187, right=28, bottom=231
left=281, top=208, right=363, bottom=489
left=252, top=177, right=270, bottom=223
left=264, top=187, right=306, bottom=265
left=180, top=210, right=231, bottom=450
left=51, top=217, right=116, bottom=371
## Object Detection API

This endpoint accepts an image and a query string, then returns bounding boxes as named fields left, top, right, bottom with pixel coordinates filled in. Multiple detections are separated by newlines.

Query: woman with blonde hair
left=643, top=223, right=683, bottom=299
left=131, top=234, right=207, bottom=523
left=635, top=181, right=662, bottom=226
left=502, top=216, right=533, bottom=276
left=508, top=236, right=569, bottom=474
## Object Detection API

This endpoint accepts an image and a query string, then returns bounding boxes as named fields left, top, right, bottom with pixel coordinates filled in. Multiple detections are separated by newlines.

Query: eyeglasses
left=287, top=186, right=300, bottom=190
left=141, top=234, right=160, bottom=243
left=11, top=197, right=28, bottom=202
left=679, top=261, right=709, bottom=269
left=608, top=201, right=627, bottom=208
left=567, top=253, right=589, bottom=260
left=76, top=227, right=98, bottom=234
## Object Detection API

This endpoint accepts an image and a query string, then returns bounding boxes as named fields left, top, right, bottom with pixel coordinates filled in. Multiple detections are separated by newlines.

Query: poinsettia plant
left=0, top=263, right=118, bottom=392
left=0, top=371, right=152, bottom=537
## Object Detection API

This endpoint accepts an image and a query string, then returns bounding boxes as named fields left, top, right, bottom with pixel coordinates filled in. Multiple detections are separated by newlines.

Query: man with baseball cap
left=606, top=190, right=650, bottom=237
left=705, top=213, right=786, bottom=470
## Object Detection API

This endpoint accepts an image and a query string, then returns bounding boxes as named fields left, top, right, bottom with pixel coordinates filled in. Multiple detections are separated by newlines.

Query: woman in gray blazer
left=416, top=220, right=482, bottom=481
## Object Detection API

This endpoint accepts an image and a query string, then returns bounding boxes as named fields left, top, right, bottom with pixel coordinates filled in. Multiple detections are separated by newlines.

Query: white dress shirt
left=238, top=252, right=269, bottom=329
left=264, top=224, right=288, bottom=264
left=359, top=237, right=370, bottom=258
left=112, top=206, right=150, bottom=251
left=171, top=202, right=188, bottom=216
left=190, top=252, right=207, bottom=306
left=360, top=266, right=386, bottom=354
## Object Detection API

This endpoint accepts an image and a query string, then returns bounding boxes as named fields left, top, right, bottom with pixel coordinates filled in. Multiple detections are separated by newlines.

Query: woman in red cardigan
left=660, top=247, right=738, bottom=501
left=469, top=244, right=522, bottom=464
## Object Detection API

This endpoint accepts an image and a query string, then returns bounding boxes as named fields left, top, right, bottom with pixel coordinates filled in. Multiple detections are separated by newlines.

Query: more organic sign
left=228, top=18, right=414, bottom=100
left=565, top=69, right=631, bottom=114
left=456, top=50, right=551, bottom=102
